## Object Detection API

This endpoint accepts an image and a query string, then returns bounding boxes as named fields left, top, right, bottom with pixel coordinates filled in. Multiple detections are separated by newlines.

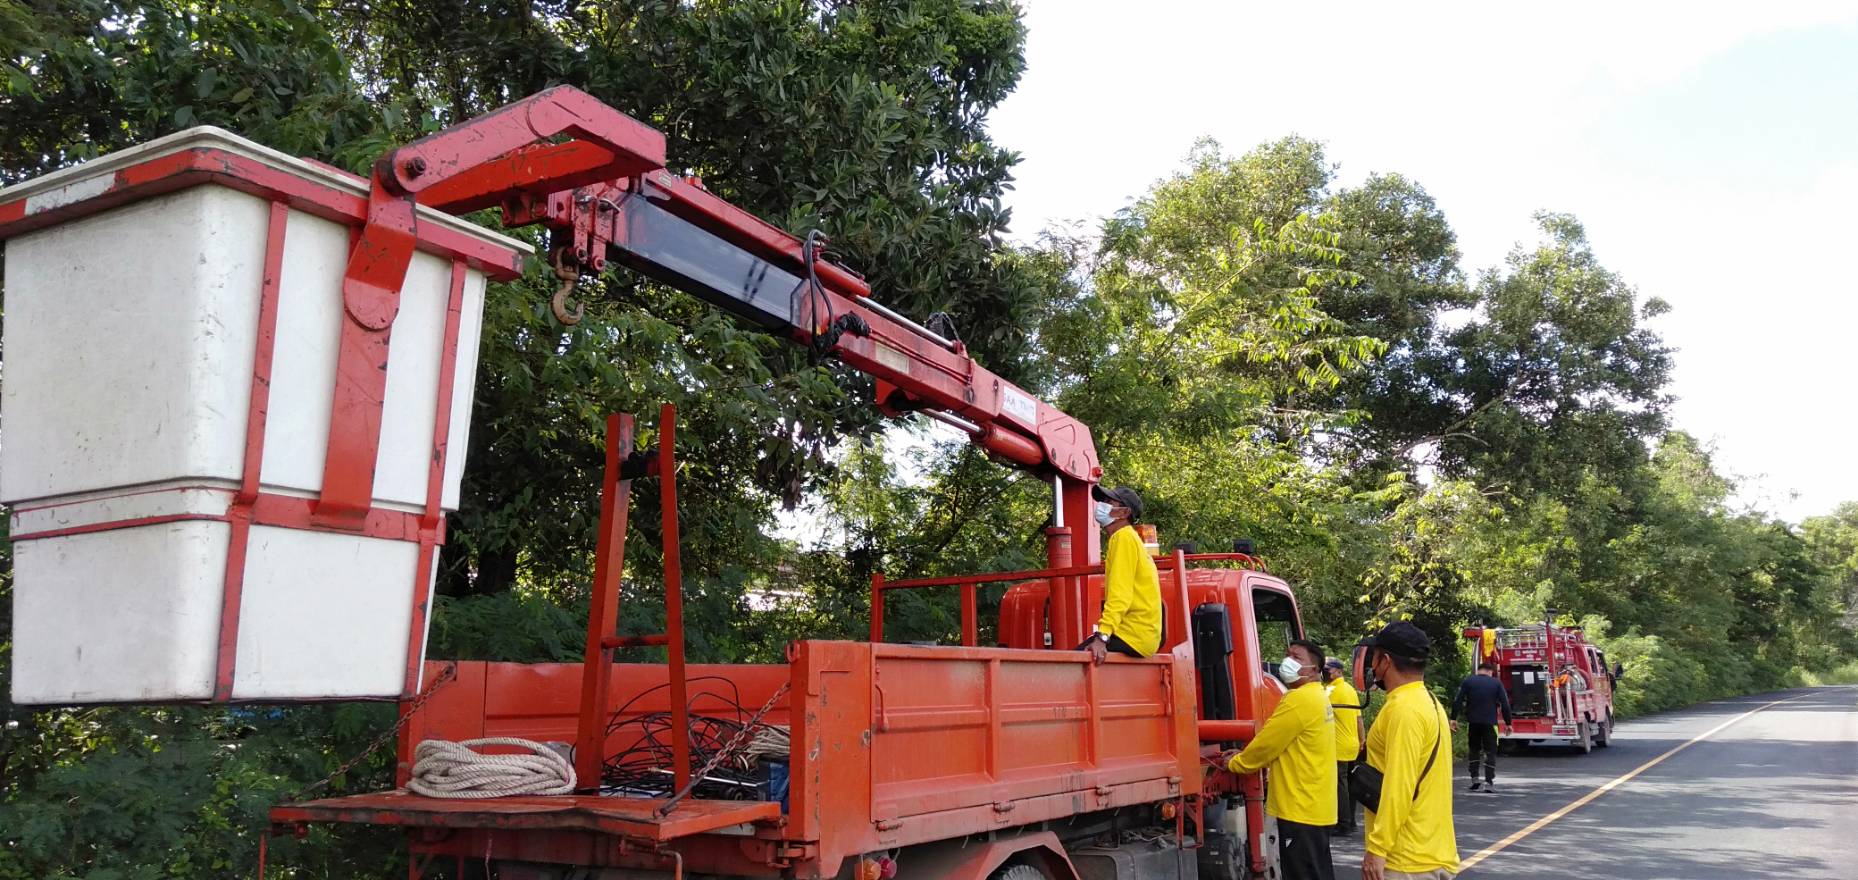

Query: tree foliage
left=0, top=3, right=1854, bottom=877
left=2, top=2, right=1043, bottom=876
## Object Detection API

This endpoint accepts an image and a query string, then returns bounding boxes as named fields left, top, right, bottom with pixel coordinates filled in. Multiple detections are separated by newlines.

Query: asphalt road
left=1327, top=685, right=1858, bottom=880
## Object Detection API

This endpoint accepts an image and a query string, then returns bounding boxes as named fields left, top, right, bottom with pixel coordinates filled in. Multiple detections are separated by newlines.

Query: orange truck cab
left=1462, top=623, right=1620, bottom=752
left=998, top=560, right=1307, bottom=880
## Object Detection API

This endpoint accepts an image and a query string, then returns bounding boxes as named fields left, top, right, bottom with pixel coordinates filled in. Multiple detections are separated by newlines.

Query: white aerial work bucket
left=0, top=127, right=530, bottom=704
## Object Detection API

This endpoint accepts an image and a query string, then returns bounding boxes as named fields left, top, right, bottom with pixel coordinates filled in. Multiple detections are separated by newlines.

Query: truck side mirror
left=1613, top=663, right=1624, bottom=679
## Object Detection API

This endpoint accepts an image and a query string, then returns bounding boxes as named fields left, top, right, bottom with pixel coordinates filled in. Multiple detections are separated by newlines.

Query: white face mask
left=1094, top=502, right=1114, bottom=527
left=1277, top=656, right=1304, bottom=685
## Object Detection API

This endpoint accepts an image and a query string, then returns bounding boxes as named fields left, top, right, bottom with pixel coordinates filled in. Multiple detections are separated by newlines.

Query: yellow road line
left=1457, top=691, right=1812, bottom=873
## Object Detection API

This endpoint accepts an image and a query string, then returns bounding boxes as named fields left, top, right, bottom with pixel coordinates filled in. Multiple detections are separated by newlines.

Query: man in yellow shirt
left=1224, top=638, right=1336, bottom=880
left=1080, top=485, right=1161, bottom=661
left=1359, top=622, right=1460, bottom=880
left=1323, top=657, right=1364, bottom=835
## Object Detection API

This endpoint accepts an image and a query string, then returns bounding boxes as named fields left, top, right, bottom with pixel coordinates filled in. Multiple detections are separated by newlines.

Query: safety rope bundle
left=745, top=724, right=790, bottom=761
left=407, top=738, right=576, bottom=799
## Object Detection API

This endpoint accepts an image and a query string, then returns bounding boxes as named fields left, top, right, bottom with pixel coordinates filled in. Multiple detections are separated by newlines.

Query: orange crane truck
left=2, top=86, right=1310, bottom=880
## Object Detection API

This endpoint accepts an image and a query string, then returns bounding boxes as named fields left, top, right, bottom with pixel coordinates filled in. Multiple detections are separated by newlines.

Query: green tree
left=1316, top=173, right=1474, bottom=470
left=1417, top=213, right=1674, bottom=495
left=1803, top=503, right=1858, bottom=635
left=0, top=0, right=382, bottom=182
left=1039, top=138, right=1382, bottom=442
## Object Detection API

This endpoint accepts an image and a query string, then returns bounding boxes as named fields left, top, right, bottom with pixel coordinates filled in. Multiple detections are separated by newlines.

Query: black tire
left=992, top=864, right=1051, bottom=880
left=1197, top=807, right=1248, bottom=880
left=1576, top=721, right=1593, bottom=754
left=1595, top=714, right=1612, bottom=748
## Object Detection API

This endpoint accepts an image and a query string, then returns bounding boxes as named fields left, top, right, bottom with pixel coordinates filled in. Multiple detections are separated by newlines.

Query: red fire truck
left=1461, top=622, right=1621, bottom=753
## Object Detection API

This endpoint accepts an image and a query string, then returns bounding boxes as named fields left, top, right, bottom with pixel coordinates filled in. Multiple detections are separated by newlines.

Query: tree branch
left=1392, top=387, right=1514, bottom=460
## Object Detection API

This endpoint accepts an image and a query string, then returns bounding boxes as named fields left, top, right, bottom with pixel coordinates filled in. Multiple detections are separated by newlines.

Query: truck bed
left=271, top=641, right=1200, bottom=878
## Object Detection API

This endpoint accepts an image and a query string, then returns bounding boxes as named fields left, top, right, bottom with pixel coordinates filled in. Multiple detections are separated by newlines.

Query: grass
left=1799, top=660, right=1858, bottom=687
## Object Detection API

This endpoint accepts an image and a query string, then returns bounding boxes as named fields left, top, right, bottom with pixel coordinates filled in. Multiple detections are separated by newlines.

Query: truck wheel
left=991, top=864, right=1051, bottom=880
left=1197, top=823, right=1247, bottom=880
left=1595, top=714, right=1612, bottom=748
left=1576, top=721, right=1593, bottom=754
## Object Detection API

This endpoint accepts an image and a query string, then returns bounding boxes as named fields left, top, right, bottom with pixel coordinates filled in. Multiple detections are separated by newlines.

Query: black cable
left=800, top=229, right=837, bottom=361
left=598, top=676, right=785, bottom=800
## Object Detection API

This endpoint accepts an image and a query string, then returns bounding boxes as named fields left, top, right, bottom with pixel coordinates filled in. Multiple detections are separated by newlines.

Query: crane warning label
left=1002, top=387, right=1038, bottom=424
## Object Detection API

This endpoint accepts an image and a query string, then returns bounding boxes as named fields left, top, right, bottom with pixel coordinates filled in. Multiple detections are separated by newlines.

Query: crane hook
left=550, top=249, right=586, bottom=326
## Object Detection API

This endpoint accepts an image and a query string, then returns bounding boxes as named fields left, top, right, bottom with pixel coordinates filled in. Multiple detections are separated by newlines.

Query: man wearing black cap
left=1079, top=485, right=1160, bottom=662
left=1358, top=622, right=1460, bottom=880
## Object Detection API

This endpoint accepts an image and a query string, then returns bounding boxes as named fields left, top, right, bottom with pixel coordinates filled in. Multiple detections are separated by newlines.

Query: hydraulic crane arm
left=510, top=168, right=1100, bottom=489
left=333, top=87, right=1105, bottom=612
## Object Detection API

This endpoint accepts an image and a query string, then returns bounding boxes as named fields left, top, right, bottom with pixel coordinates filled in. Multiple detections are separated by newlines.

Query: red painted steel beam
left=313, top=184, right=417, bottom=527
left=1165, top=548, right=1195, bottom=660
left=401, top=259, right=471, bottom=697
left=658, top=404, right=692, bottom=794
left=268, top=792, right=778, bottom=841
left=1055, top=482, right=1097, bottom=648
left=413, top=141, right=655, bottom=216
left=960, top=584, right=978, bottom=647
left=882, top=563, right=1103, bottom=591
left=375, top=87, right=667, bottom=201
left=574, top=413, right=635, bottom=790
left=1161, top=552, right=1269, bottom=571
left=601, top=634, right=669, bottom=649
left=1198, top=720, right=1257, bottom=742
left=869, top=572, right=886, bottom=643
left=0, top=148, right=527, bottom=279
left=212, top=199, right=291, bottom=700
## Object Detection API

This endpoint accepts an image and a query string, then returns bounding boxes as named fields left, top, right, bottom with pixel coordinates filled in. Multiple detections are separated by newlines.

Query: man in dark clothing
left=1450, top=661, right=1513, bottom=792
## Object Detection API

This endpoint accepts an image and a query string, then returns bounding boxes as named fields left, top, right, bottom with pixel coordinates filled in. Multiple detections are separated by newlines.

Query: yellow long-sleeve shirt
left=1327, top=678, right=1363, bottom=761
left=1096, top=525, right=1161, bottom=655
left=1226, top=680, right=1337, bottom=826
left=1364, top=681, right=1460, bottom=874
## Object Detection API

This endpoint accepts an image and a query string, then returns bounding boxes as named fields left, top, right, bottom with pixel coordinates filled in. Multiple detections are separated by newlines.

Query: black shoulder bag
left=1348, top=694, right=1443, bottom=813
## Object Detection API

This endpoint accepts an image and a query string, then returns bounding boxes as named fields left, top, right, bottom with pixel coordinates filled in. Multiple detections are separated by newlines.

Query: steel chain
left=283, top=663, right=459, bottom=803
left=654, top=680, right=792, bottom=817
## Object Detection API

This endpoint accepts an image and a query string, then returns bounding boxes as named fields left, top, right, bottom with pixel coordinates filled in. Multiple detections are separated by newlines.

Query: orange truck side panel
left=343, top=642, right=1195, bottom=879
left=797, top=641, right=1196, bottom=876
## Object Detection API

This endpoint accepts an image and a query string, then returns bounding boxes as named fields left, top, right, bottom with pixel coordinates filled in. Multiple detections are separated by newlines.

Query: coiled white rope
left=745, top=724, right=790, bottom=763
left=407, top=738, right=576, bottom=799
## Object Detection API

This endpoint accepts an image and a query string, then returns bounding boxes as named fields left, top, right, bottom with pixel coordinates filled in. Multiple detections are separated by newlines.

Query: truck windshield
left=1253, top=588, right=1301, bottom=675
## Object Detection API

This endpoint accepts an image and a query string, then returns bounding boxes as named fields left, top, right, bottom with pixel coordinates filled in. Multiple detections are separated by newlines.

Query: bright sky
left=988, top=1, right=1858, bottom=523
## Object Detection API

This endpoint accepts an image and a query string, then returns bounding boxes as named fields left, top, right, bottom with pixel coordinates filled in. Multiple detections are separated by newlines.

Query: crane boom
left=331, top=86, right=1104, bottom=645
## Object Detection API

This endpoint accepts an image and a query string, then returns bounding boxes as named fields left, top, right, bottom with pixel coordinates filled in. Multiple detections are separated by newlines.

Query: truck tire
left=1595, top=714, right=1612, bottom=748
left=1198, top=798, right=1250, bottom=880
left=1576, top=721, right=1593, bottom=754
left=991, top=864, right=1051, bottom=880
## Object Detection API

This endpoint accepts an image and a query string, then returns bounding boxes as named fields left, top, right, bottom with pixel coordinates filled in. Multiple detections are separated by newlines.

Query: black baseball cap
left=1361, top=621, right=1431, bottom=660
left=1324, top=657, right=1345, bottom=670
left=1091, top=485, right=1145, bottom=522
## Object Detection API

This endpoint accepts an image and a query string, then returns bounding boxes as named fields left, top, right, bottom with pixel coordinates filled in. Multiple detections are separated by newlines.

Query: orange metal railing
left=870, top=551, right=1268, bottom=648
